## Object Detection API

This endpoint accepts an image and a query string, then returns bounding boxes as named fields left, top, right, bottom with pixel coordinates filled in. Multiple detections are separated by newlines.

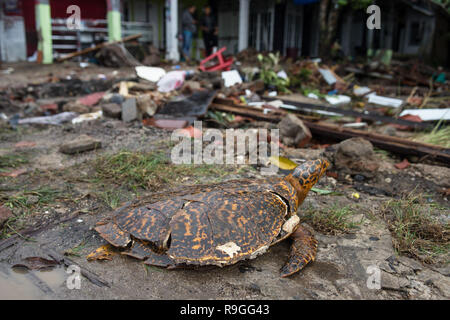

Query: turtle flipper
left=280, top=225, right=318, bottom=278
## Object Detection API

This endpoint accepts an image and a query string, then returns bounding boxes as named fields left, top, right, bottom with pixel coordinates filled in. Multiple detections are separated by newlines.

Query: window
left=409, top=21, right=424, bottom=46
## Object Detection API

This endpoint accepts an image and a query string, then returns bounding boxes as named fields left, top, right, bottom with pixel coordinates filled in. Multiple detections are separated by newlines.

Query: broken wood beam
left=304, top=121, right=450, bottom=165
left=57, top=34, right=142, bottom=62
left=262, top=96, right=433, bottom=130
left=210, top=99, right=450, bottom=166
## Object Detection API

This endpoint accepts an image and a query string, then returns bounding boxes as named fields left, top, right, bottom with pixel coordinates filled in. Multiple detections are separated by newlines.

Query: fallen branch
left=57, top=34, right=142, bottom=62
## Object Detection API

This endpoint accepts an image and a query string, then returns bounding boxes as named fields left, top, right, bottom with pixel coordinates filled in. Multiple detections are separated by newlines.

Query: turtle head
left=288, top=159, right=330, bottom=205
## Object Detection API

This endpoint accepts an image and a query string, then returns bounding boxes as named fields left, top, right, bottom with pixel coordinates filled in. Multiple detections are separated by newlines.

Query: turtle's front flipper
left=280, top=225, right=317, bottom=278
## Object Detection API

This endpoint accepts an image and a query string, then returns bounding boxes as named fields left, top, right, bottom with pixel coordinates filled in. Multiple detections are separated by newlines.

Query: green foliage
left=206, top=111, right=235, bottom=127
left=382, top=193, right=449, bottom=264
left=303, top=204, right=361, bottom=235
left=414, top=124, right=450, bottom=148
left=257, top=52, right=291, bottom=93
left=94, top=150, right=233, bottom=191
left=0, top=153, right=28, bottom=171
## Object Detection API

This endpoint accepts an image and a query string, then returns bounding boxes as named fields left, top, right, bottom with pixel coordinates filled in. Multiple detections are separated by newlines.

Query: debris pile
left=0, top=46, right=448, bottom=168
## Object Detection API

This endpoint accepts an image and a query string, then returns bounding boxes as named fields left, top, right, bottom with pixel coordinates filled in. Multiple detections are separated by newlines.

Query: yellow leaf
left=269, top=156, right=298, bottom=170
left=351, top=192, right=360, bottom=199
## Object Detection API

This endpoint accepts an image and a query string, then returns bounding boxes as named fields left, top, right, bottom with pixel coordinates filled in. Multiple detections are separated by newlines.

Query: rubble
left=101, top=103, right=122, bottom=119
left=278, top=114, right=312, bottom=148
left=121, top=98, right=138, bottom=122
left=333, top=138, right=380, bottom=178
left=59, top=135, right=102, bottom=154
left=0, top=38, right=449, bottom=301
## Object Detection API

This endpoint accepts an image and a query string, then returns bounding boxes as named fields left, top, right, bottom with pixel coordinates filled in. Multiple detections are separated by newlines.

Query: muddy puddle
left=0, top=264, right=67, bottom=299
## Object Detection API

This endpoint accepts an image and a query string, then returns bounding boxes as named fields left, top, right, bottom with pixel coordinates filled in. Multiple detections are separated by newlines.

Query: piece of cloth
left=183, top=30, right=193, bottom=59
left=182, top=9, right=196, bottom=34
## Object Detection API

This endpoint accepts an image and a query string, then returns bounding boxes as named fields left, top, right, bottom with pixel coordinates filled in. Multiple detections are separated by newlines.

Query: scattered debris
left=96, top=44, right=142, bottom=68
left=57, top=34, right=142, bottom=62
left=101, top=103, right=122, bottom=119
left=334, top=138, right=380, bottom=178
left=59, top=135, right=102, bottom=154
left=136, top=66, right=166, bottom=83
left=121, top=97, right=138, bottom=122
left=400, top=108, right=450, bottom=121
left=222, top=70, right=243, bottom=87
left=367, top=94, right=403, bottom=108
left=395, top=159, right=411, bottom=170
left=13, top=257, right=59, bottom=270
left=71, top=110, right=103, bottom=124
left=18, top=112, right=78, bottom=126
left=157, top=71, right=186, bottom=93
left=278, top=114, right=312, bottom=147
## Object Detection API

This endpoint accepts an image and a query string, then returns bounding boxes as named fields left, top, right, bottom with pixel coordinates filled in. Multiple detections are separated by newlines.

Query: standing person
left=201, top=6, right=218, bottom=57
left=181, top=5, right=197, bottom=62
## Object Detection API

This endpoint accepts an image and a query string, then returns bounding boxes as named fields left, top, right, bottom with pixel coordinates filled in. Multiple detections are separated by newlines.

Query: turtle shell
left=95, top=178, right=299, bottom=266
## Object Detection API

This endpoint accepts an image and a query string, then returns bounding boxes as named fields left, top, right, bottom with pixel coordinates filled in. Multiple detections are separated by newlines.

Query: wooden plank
left=210, top=100, right=450, bottom=166
left=57, top=34, right=142, bottom=62
left=262, top=96, right=433, bottom=130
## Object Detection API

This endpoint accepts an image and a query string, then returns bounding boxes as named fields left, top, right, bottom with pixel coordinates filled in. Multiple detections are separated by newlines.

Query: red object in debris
left=311, top=144, right=331, bottom=149
left=40, top=103, right=58, bottom=114
left=199, top=47, right=233, bottom=72
left=392, top=114, right=423, bottom=131
left=179, top=126, right=202, bottom=139
left=399, top=114, right=423, bottom=122
left=14, top=141, right=37, bottom=149
left=394, top=158, right=410, bottom=170
left=326, top=171, right=338, bottom=179
left=0, top=168, right=27, bottom=178
left=143, top=118, right=188, bottom=130
left=77, top=92, right=105, bottom=106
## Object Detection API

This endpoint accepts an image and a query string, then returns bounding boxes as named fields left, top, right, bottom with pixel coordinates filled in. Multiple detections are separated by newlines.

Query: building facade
left=0, top=0, right=448, bottom=66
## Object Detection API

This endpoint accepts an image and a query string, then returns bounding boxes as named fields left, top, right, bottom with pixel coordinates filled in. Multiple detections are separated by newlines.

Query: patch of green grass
left=373, top=147, right=391, bottom=161
left=93, top=150, right=233, bottom=191
left=381, top=193, right=449, bottom=264
left=96, top=188, right=122, bottom=209
left=2, top=186, right=60, bottom=209
left=302, top=204, right=361, bottom=235
left=0, top=153, right=28, bottom=171
left=414, top=126, right=450, bottom=148
left=64, top=239, right=88, bottom=257
left=1, top=186, right=62, bottom=239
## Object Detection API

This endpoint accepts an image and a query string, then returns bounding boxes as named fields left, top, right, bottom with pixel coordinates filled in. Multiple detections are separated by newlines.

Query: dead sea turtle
left=92, top=159, right=329, bottom=277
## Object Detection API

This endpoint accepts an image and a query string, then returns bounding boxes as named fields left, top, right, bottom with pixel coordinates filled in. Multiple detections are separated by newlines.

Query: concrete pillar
left=107, top=0, right=122, bottom=42
left=35, top=0, right=53, bottom=64
left=165, top=0, right=179, bottom=61
left=238, top=0, right=250, bottom=52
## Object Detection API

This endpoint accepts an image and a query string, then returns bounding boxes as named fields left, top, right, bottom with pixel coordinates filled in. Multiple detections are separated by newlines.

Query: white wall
left=0, top=14, right=27, bottom=62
